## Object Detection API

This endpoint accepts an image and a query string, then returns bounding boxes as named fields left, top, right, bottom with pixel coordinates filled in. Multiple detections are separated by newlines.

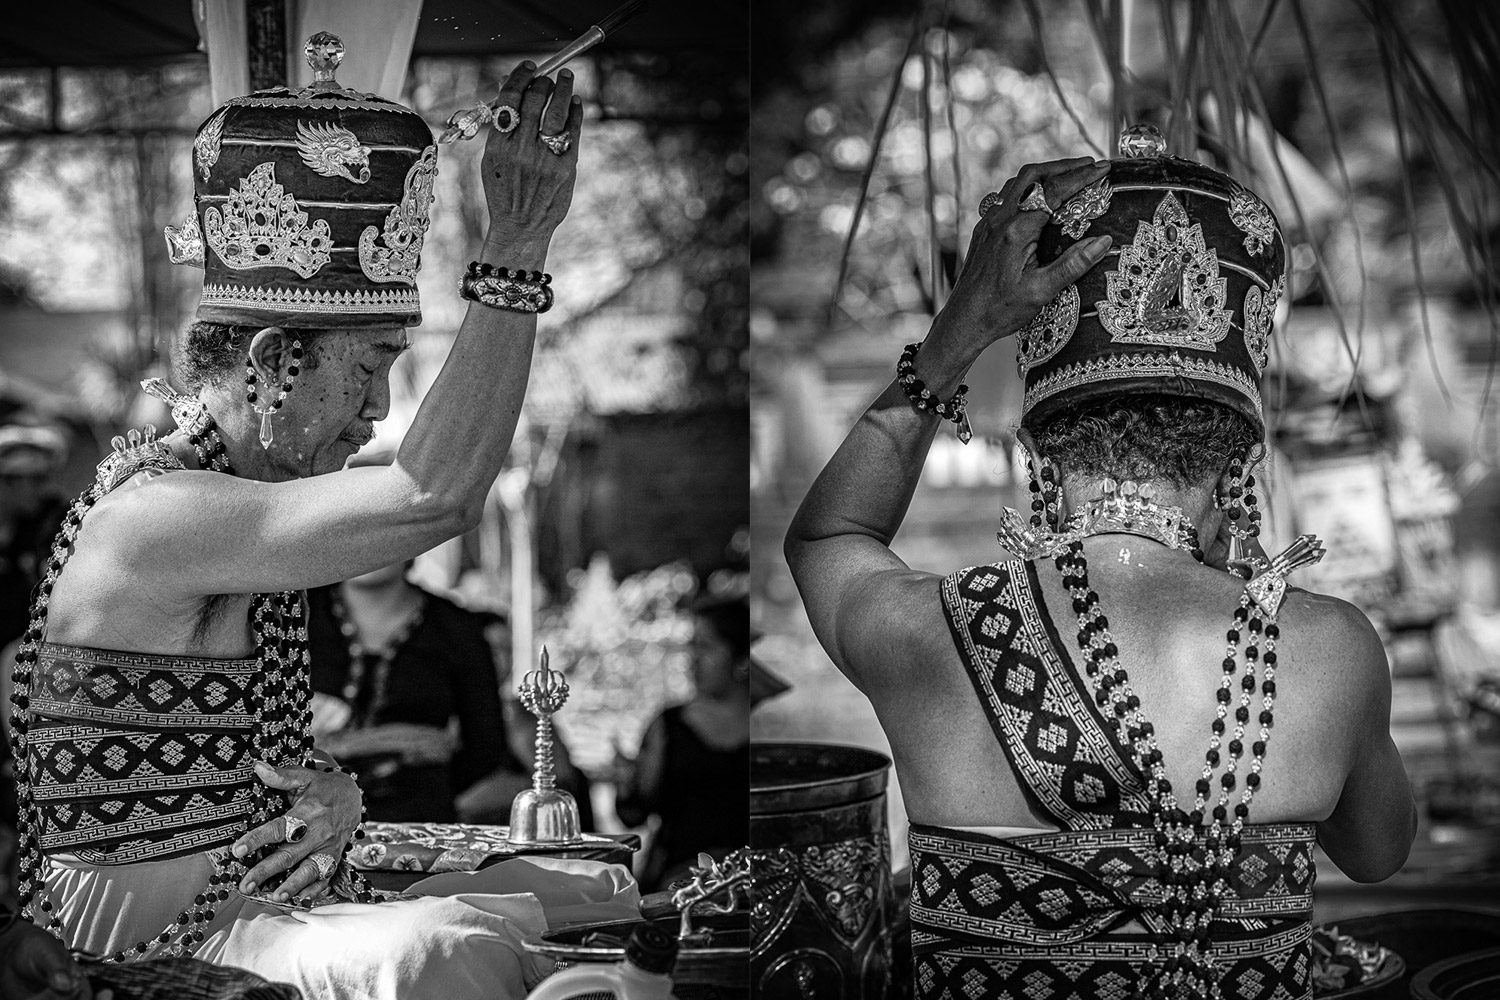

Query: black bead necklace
left=7, top=412, right=376, bottom=963
left=1056, top=533, right=1279, bottom=1000
left=330, top=585, right=427, bottom=729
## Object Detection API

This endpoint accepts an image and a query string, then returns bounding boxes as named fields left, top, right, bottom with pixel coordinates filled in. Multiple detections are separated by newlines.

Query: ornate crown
left=1017, top=124, right=1288, bottom=434
left=165, top=32, right=437, bottom=329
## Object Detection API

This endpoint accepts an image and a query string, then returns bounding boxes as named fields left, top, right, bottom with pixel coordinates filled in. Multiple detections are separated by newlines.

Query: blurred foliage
left=538, top=554, right=699, bottom=772
left=751, top=0, right=1500, bottom=396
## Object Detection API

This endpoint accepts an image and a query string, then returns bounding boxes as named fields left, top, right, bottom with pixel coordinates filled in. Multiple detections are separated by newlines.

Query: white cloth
left=43, top=850, right=640, bottom=1000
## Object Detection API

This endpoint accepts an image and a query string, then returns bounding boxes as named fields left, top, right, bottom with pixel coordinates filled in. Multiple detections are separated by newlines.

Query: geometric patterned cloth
left=911, top=560, right=1316, bottom=1000
left=25, top=642, right=260, bottom=864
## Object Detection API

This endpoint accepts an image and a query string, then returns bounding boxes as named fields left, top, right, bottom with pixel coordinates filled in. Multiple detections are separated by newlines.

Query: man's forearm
left=786, top=330, right=983, bottom=555
left=396, top=232, right=549, bottom=521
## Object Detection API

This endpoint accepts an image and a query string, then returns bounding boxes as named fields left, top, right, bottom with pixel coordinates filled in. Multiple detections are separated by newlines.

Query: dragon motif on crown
left=1241, top=275, right=1285, bottom=376
left=1096, top=192, right=1232, bottom=351
left=1052, top=179, right=1112, bottom=240
left=358, top=147, right=438, bottom=284
left=296, top=120, right=372, bottom=184
left=203, top=163, right=333, bottom=278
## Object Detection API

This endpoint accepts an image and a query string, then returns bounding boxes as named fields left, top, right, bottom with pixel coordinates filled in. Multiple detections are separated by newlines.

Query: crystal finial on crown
left=1119, top=123, right=1167, bottom=158
left=304, top=32, right=345, bottom=90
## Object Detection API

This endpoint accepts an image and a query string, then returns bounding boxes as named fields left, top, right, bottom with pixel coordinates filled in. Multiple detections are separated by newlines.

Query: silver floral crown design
left=203, top=163, right=334, bottom=278
left=1097, top=192, right=1232, bottom=351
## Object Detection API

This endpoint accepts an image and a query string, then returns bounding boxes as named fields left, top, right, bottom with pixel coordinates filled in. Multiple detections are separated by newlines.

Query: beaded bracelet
left=459, top=260, right=554, bottom=314
left=896, top=342, right=973, bottom=443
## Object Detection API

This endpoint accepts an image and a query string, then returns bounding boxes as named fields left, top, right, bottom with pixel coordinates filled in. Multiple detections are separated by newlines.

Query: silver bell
left=507, top=647, right=583, bottom=847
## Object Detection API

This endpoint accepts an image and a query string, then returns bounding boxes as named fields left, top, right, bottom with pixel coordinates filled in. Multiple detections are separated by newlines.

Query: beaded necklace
left=1055, top=524, right=1279, bottom=999
left=7, top=390, right=377, bottom=962
left=329, top=584, right=427, bottom=729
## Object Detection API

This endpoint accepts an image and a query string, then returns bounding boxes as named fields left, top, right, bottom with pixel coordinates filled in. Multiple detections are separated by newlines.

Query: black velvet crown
left=164, top=32, right=437, bottom=330
left=1019, top=124, right=1288, bottom=435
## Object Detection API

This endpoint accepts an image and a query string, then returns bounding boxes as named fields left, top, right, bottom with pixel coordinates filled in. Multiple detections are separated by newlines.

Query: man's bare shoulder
left=1276, top=586, right=1390, bottom=697
left=838, top=561, right=1012, bottom=694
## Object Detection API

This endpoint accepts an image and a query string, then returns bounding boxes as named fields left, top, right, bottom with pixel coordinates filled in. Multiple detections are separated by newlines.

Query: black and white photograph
left=5, top=0, right=1500, bottom=998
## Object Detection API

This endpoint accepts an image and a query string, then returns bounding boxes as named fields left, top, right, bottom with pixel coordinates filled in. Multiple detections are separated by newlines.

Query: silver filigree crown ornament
left=1016, top=123, right=1288, bottom=437
left=164, top=32, right=438, bottom=330
left=507, top=647, right=584, bottom=847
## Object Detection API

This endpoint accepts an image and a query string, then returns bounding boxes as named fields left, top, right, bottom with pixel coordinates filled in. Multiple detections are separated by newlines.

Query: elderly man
left=7, top=35, right=634, bottom=1000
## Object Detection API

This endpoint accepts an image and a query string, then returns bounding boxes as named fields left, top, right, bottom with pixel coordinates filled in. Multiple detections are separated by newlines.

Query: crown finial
left=304, top=32, right=345, bottom=90
left=1119, top=123, right=1167, bottom=159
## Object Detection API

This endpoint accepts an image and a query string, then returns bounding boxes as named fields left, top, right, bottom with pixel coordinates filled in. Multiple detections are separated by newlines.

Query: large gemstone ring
left=492, top=105, right=520, bottom=135
left=283, top=815, right=308, bottom=843
left=1019, top=182, right=1051, bottom=214
left=306, top=852, right=338, bottom=881
left=539, top=131, right=572, bottom=156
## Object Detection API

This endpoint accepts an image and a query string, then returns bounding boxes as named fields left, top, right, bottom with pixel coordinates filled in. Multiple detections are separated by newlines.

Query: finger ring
left=306, top=852, right=338, bottom=881
left=538, top=131, right=572, bottom=156
left=283, top=815, right=307, bottom=844
left=1019, top=182, right=1051, bottom=214
left=492, top=104, right=520, bottom=135
left=978, top=191, right=1004, bottom=217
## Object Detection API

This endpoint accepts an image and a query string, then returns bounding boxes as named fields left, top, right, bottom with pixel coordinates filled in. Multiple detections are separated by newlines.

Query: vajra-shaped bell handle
left=519, top=647, right=570, bottom=793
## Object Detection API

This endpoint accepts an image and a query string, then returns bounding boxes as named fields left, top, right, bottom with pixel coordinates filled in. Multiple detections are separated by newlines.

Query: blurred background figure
left=307, top=557, right=593, bottom=828
left=613, top=596, right=752, bottom=890
left=0, top=422, right=68, bottom=900
left=0, top=423, right=68, bottom=650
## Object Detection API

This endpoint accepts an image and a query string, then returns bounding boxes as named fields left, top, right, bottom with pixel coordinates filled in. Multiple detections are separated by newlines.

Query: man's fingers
left=1035, top=234, right=1113, bottom=289
left=1041, top=159, right=1111, bottom=210
left=520, top=74, right=554, bottom=128
left=240, top=845, right=300, bottom=893
left=272, top=858, right=325, bottom=902
left=252, top=760, right=311, bottom=792
left=541, top=69, right=573, bottom=135
left=495, top=60, right=537, bottom=114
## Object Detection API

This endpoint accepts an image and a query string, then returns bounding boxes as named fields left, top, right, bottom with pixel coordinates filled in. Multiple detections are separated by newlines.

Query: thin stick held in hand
left=439, top=0, right=647, bottom=143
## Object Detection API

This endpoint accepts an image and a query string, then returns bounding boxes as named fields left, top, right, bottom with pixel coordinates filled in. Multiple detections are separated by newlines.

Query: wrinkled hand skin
left=936, top=157, right=1114, bottom=359
left=478, top=61, right=583, bottom=249
left=231, top=760, right=363, bottom=902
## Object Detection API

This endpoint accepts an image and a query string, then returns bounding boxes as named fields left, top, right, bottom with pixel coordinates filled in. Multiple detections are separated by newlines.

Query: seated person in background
left=0, top=424, right=69, bottom=652
left=614, top=597, right=750, bottom=891
left=307, top=559, right=591, bottom=828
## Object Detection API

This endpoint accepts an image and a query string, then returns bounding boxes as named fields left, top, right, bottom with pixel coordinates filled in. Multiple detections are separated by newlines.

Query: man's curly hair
left=173, top=321, right=321, bottom=392
left=1028, top=395, right=1260, bottom=488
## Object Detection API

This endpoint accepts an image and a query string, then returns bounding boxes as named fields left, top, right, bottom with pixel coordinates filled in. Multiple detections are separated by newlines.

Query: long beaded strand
left=8, top=416, right=375, bottom=962
left=1055, top=537, right=1279, bottom=1000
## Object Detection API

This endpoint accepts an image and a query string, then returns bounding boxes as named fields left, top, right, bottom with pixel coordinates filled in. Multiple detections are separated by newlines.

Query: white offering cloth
left=43, top=850, right=640, bottom=1000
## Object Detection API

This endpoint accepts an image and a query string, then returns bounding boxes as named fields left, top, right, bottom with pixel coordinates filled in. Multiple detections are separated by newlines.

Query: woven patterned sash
left=920, top=560, right=1315, bottom=1000
left=27, top=643, right=259, bottom=864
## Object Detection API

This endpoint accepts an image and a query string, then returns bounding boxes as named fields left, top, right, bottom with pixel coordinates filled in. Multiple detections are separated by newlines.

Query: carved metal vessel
left=750, top=742, right=894, bottom=1000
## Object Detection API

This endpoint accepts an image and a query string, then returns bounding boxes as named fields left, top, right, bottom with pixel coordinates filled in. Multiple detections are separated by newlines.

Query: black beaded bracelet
left=896, top=342, right=973, bottom=443
left=466, top=261, right=552, bottom=285
left=459, top=261, right=555, bottom=314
